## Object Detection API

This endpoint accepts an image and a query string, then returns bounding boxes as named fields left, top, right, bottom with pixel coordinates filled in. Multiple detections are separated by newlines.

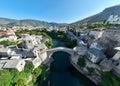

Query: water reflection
left=49, top=51, right=82, bottom=86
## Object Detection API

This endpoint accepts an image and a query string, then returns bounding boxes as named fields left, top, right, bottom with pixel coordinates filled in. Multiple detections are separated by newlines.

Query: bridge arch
left=46, top=47, right=75, bottom=59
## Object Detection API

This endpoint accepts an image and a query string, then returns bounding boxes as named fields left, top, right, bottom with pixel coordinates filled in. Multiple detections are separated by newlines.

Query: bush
left=45, top=40, right=52, bottom=48
left=24, top=62, right=34, bottom=73
left=0, top=63, right=36, bottom=86
left=15, top=79, right=28, bottom=86
left=31, top=75, right=36, bottom=84
left=87, top=67, right=96, bottom=75
left=0, top=70, right=12, bottom=86
left=0, top=40, right=18, bottom=46
left=39, top=65, right=48, bottom=81
left=87, top=67, right=94, bottom=73
left=33, top=66, right=42, bottom=77
left=100, top=72, right=120, bottom=86
left=77, top=58, right=86, bottom=67
left=40, top=70, right=48, bottom=80
left=9, top=69, right=28, bottom=85
left=0, top=65, right=48, bottom=86
left=88, top=23, right=117, bottom=29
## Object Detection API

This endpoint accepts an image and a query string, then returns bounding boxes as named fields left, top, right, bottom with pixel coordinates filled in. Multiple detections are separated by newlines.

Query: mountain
left=0, top=18, right=66, bottom=27
left=1, top=4, right=120, bottom=27
left=70, top=4, right=120, bottom=26
left=7, top=19, right=52, bottom=27
left=0, top=18, right=16, bottom=25
left=7, top=19, right=67, bottom=27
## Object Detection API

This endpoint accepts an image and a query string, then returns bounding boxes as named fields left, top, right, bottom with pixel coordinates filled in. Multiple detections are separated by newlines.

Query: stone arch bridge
left=41, top=47, right=77, bottom=64
left=46, top=47, right=75, bottom=58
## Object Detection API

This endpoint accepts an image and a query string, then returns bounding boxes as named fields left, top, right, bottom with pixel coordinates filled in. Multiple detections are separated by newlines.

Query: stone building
left=89, top=29, right=104, bottom=40
left=0, top=59, right=25, bottom=71
left=86, top=48, right=106, bottom=63
left=98, top=28, right=120, bottom=49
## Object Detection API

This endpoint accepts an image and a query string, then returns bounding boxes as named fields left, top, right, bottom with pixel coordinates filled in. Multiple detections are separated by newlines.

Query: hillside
left=7, top=19, right=52, bottom=27
left=0, top=18, right=66, bottom=27
left=70, top=5, right=120, bottom=26
left=0, top=18, right=16, bottom=25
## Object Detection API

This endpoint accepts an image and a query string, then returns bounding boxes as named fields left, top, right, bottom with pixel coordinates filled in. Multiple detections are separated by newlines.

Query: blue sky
left=0, top=0, right=119, bottom=23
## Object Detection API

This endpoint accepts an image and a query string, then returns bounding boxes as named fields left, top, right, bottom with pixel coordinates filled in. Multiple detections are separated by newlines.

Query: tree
left=45, top=40, right=52, bottom=48
left=65, top=40, right=77, bottom=48
left=15, top=79, right=28, bottom=86
left=80, top=25, right=83, bottom=29
left=87, top=67, right=96, bottom=75
left=0, top=70, right=12, bottom=86
left=10, top=69, right=20, bottom=84
left=33, top=66, right=42, bottom=77
left=10, top=69, right=28, bottom=85
left=100, top=72, right=120, bottom=86
left=77, top=58, right=86, bottom=67
left=24, top=62, right=34, bottom=74
left=31, top=75, right=36, bottom=84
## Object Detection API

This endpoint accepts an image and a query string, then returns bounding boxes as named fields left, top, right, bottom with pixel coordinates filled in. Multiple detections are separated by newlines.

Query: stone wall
left=98, top=29, right=120, bottom=48
left=98, top=29, right=120, bottom=57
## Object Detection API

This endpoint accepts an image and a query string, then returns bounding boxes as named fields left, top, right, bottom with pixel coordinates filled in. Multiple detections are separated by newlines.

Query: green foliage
left=0, top=40, right=18, bottom=46
left=10, top=69, right=21, bottom=84
left=31, top=75, right=36, bottom=84
left=15, top=79, right=28, bottom=86
left=35, top=65, right=49, bottom=81
left=87, top=67, right=94, bottom=73
left=43, top=30, right=77, bottom=48
left=45, top=40, right=52, bottom=48
left=100, top=72, right=120, bottom=86
left=17, top=41, right=24, bottom=48
left=0, top=64, right=45, bottom=86
left=9, top=69, right=28, bottom=85
left=15, top=29, right=51, bottom=39
left=31, top=65, right=48, bottom=84
left=56, top=31, right=77, bottom=48
left=24, top=62, right=34, bottom=73
left=80, top=25, right=84, bottom=29
left=87, top=67, right=96, bottom=75
left=33, top=66, right=42, bottom=77
left=10, top=63, right=36, bottom=86
left=69, top=29, right=77, bottom=35
left=77, top=58, right=86, bottom=67
left=88, top=23, right=116, bottom=29
left=65, top=39, right=77, bottom=48
left=0, top=70, right=12, bottom=86
left=40, top=68, right=48, bottom=80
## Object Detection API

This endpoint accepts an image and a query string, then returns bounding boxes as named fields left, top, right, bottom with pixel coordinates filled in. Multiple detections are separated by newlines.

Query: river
left=52, top=39, right=65, bottom=48
left=41, top=39, right=96, bottom=86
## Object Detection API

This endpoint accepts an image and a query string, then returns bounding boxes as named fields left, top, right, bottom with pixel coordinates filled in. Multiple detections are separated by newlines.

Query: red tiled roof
left=0, top=32, right=15, bottom=36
